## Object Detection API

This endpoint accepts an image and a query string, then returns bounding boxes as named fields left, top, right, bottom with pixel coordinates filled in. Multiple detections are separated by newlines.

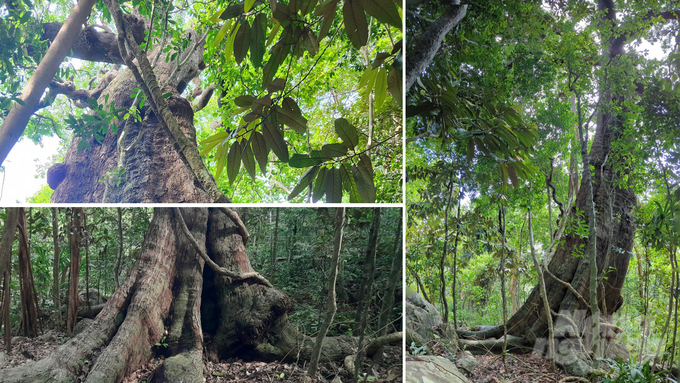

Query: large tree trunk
left=48, top=17, right=211, bottom=203
left=0, top=208, right=359, bottom=383
left=457, top=1, right=637, bottom=373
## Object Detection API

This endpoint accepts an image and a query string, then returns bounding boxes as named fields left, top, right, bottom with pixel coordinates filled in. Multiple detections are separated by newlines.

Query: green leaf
left=277, top=98, right=307, bottom=133
left=316, top=0, right=338, bottom=42
left=343, top=0, right=368, bottom=49
left=335, top=118, right=359, bottom=149
left=371, top=52, right=390, bottom=69
left=244, top=0, right=256, bottom=12
left=235, top=95, right=256, bottom=107
left=234, top=20, right=251, bottom=65
left=266, top=78, right=286, bottom=93
left=250, top=14, right=266, bottom=67
left=162, top=92, right=173, bottom=98
left=262, top=41, right=290, bottom=88
left=227, top=140, right=243, bottom=185
left=325, top=167, right=342, bottom=203
left=297, top=0, right=317, bottom=15
left=386, top=67, right=402, bottom=103
left=263, top=122, right=289, bottom=162
left=251, top=130, right=269, bottom=174
left=266, top=22, right=281, bottom=48
left=209, top=9, right=224, bottom=23
left=341, top=164, right=361, bottom=202
left=353, top=155, right=375, bottom=202
left=374, top=67, right=388, bottom=109
left=214, top=140, right=229, bottom=181
left=312, top=167, right=327, bottom=202
left=364, top=0, right=401, bottom=28
left=199, top=131, right=230, bottom=155
left=359, top=67, right=378, bottom=89
left=321, top=143, right=348, bottom=157
left=212, top=20, right=233, bottom=48
left=224, top=23, right=241, bottom=62
left=219, top=2, right=245, bottom=19
left=242, top=142, right=257, bottom=181
left=289, top=153, right=324, bottom=168
left=288, top=166, right=318, bottom=201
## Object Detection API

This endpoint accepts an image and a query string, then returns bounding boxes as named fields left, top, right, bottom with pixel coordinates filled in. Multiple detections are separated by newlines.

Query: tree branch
left=173, top=208, right=272, bottom=288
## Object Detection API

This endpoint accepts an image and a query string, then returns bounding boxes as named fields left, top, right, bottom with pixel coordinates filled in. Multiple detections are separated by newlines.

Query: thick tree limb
left=173, top=208, right=271, bottom=287
left=192, top=84, right=215, bottom=112
left=406, top=3, right=467, bottom=92
left=0, top=0, right=98, bottom=167
left=106, top=0, right=229, bottom=203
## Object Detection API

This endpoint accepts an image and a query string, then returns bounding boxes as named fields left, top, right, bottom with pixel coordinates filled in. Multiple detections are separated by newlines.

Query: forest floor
left=465, top=354, right=576, bottom=383
left=0, top=331, right=402, bottom=383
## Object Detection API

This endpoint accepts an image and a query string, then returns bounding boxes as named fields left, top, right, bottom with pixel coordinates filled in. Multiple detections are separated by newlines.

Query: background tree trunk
left=16, top=208, right=42, bottom=337
left=66, top=207, right=83, bottom=336
left=308, top=207, right=345, bottom=376
left=52, top=208, right=62, bottom=329
left=379, top=216, right=402, bottom=336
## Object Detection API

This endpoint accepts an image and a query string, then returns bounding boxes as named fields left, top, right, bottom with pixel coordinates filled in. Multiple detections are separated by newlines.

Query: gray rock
left=151, top=350, right=203, bottom=383
left=0, top=351, right=5, bottom=367
left=72, top=318, right=94, bottom=336
left=456, top=356, right=479, bottom=375
left=555, top=338, right=592, bottom=377
left=11, top=336, right=27, bottom=343
left=37, top=331, right=56, bottom=342
left=406, top=355, right=470, bottom=383
left=406, top=287, right=442, bottom=343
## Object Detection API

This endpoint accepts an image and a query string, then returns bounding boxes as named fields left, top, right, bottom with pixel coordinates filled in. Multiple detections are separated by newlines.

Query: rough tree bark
left=406, top=1, right=467, bottom=92
left=16, top=208, right=42, bottom=337
left=0, top=208, right=364, bottom=383
left=37, top=1, right=225, bottom=203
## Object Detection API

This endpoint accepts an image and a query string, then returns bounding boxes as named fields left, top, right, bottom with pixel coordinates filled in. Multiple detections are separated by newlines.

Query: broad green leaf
left=364, top=0, right=401, bottom=28
left=343, top=0, right=368, bottom=49
left=289, top=153, right=324, bottom=168
left=305, top=30, right=319, bottom=57
left=262, top=41, right=290, bottom=88
left=288, top=166, right=318, bottom=201
left=227, top=141, right=242, bottom=185
left=219, top=2, right=245, bottom=19
left=244, top=0, right=256, bottom=12
left=209, top=9, right=224, bottom=23
left=250, top=14, right=266, bottom=67
left=269, top=0, right=276, bottom=12
left=314, top=0, right=338, bottom=16
left=316, top=0, right=338, bottom=43
left=371, top=52, right=390, bottom=69
left=335, top=118, right=359, bottom=149
left=312, top=167, right=327, bottom=202
left=214, top=140, right=228, bottom=181
left=325, top=167, right=342, bottom=203
left=263, top=123, right=289, bottom=162
left=266, top=78, right=286, bottom=93
left=374, top=67, right=388, bottom=109
left=341, top=164, right=361, bottom=202
left=251, top=130, right=269, bottom=174
left=359, top=67, right=378, bottom=89
left=211, top=20, right=233, bottom=48
left=507, top=164, right=518, bottom=188
left=242, top=143, right=257, bottom=180
left=234, top=20, right=251, bottom=64
left=353, top=155, right=375, bottom=202
left=200, top=130, right=230, bottom=145
left=277, top=98, right=307, bottom=133
left=386, top=67, right=402, bottom=103
left=235, top=95, right=256, bottom=107
left=321, top=143, right=348, bottom=157
left=273, top=1, right=291, bottom=23
left=266, top=22, right=281, bottom=48
left=297, top=0, right=317, bottom=15
left=224, top=22, right=241, bottom=62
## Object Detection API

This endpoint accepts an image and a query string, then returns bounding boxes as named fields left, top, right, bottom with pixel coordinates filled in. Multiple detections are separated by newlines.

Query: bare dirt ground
left=467, top=354, right=584, bottom=383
